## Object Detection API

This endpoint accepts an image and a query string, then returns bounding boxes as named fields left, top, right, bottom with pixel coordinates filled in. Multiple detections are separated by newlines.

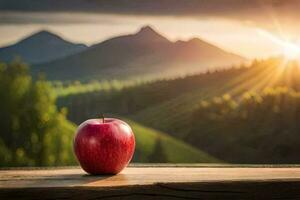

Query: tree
left=0, top=60, right=76, bottom=166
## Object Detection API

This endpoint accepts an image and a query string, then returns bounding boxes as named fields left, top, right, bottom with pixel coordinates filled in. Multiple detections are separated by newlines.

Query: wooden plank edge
left=1, top=180, right=300, bottom=200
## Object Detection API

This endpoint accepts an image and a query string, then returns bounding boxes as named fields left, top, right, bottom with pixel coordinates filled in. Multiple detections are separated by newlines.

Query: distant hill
left=34, top=26, right=245, bottom=81
left=0, top=30, right=87, bottom=64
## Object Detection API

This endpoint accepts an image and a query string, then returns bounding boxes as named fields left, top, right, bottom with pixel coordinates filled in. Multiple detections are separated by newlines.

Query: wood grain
left=1, top=166, right=300, bottom=199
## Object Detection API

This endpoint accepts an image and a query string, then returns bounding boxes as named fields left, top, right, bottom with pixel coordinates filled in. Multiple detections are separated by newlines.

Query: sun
left=283, top=42, right=300, bottom=60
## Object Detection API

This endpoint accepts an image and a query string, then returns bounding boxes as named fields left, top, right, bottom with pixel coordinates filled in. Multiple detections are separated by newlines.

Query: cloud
left=0, top=0, right=298, bottom=17
left=1, top=0, right=300, bottom=39
left=0, top=12, right=123, bottom=24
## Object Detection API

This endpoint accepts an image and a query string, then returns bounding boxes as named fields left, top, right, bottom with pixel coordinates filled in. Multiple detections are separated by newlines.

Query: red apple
left=73, top=117, right=135, bottom=175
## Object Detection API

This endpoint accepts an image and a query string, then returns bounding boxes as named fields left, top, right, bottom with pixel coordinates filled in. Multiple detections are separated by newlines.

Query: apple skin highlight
left=73, top=118, right=135, bottom=175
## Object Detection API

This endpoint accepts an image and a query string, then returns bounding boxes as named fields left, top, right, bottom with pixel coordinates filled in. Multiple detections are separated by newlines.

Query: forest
left=1, top=58, right=300, bottom=166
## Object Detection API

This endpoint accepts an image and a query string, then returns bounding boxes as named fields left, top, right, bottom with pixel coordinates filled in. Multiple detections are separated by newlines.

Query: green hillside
left=62, top=118, right=220, bottom=163
left=47, top=117, right=221, bottom=163
left=126, top=119, right=220, bottom=163
left=57, top=58, right=300, bottom=163
left=57, top=118, right=220, bottom=163
left=56, top=65, right=249, bottom=124
left=131, top=58, right=300, bottom=139
left=0, top=60, right=220, bottom=167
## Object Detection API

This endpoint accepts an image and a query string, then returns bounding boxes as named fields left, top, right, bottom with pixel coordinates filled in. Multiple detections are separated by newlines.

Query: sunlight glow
left=256, top=29, right=300, bottom=60
left=283, top=42, right=300, bottom=60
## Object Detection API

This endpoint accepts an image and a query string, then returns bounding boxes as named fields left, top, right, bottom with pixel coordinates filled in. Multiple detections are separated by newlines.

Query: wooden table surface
left=1, top=164, right=300, bottom=199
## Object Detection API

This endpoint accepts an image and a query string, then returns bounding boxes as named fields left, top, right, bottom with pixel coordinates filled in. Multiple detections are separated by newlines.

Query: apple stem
left=102, top=114, right=105, bottom=123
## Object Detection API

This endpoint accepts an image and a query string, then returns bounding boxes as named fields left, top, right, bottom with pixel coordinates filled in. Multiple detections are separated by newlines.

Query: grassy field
left=56, top=118, right=220, bottom=163
left=126, top=119, right=220, bottom=163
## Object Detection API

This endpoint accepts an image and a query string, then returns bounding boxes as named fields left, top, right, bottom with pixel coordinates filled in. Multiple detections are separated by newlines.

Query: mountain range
left=0, top=30, right=87, bottom=64
left=0, top=25, right=246, bottom=81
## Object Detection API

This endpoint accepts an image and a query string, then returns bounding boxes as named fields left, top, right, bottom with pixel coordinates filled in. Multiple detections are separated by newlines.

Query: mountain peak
left=34, top=30, right=56, bottom=36
left=28, top=30, right=63, bottom=41
left=138, top=25, right=156, bottom=34
left=14, top=30, right=66, bottom=47
left=188, top=38, right=201, bottom=43
left=134, top=25, right=169, bottom=43
left=0, top=29, right=87, bottom=64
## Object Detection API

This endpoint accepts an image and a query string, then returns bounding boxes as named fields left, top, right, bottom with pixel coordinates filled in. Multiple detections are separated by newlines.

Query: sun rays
left=217, top=57, right=300, bottom=104
left=256, top=29, right=300, bottom=61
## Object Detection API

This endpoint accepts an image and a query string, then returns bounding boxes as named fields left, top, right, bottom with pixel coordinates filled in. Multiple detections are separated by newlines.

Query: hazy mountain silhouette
left=0, top=30, right=87, bottom=64
left=34, top=25, right=245, bottom=81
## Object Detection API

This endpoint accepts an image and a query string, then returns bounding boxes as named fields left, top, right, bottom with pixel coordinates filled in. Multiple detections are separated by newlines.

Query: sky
left=1, top=0, right=300, bottom=59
